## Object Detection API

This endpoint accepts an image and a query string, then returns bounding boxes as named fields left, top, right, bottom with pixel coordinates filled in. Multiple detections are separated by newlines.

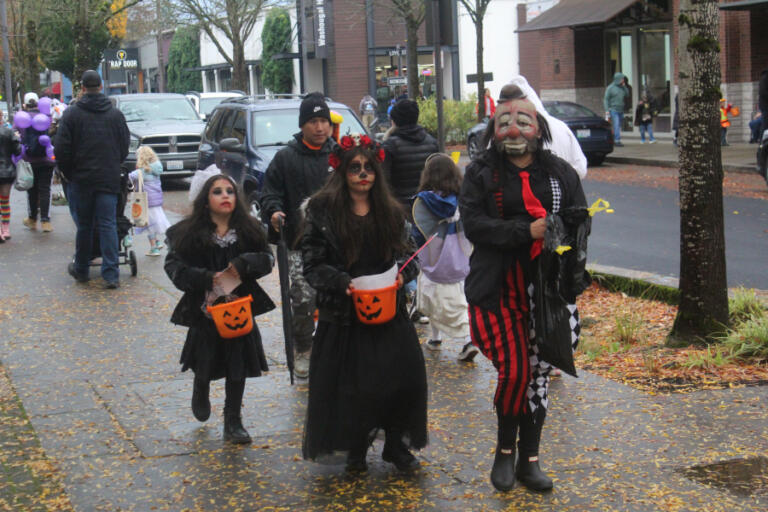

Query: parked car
left=111, top=93, right=206, bottom=179
left=197, top=95, right=369, bottom=217
left=466, top=100, right=614, bottom=166
left=186, top=91, right=245, bottom=120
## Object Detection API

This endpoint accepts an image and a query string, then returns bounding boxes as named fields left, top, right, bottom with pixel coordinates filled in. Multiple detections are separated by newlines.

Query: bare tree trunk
left=670, top=0, right=729, bottom=344
left=475, top=20, right=484, bottom=121
left=155, top=0, right=165, bottom=92
left=231, top=38, right=247, bottom=91
left=406, top=19, right=419, bottom=99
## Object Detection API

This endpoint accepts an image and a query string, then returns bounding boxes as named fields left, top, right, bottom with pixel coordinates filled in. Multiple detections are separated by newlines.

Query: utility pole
left=0, top=0, right=13, bottom=112
left=431, top=0, right=445, bottom=152
left=155, top=0, right=166, bottom=92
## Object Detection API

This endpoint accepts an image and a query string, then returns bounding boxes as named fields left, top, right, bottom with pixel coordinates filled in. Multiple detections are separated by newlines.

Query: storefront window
left=374, top=51, right=435, bottom=113
left=639, top=27, right=672, bottom=132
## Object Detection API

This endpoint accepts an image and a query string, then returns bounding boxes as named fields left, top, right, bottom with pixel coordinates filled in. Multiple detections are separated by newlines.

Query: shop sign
left=315, top=0, right=328, bottom=58
left=387, top=76, right=408, bottom=86
left=106, top=49, right=139, bottom=71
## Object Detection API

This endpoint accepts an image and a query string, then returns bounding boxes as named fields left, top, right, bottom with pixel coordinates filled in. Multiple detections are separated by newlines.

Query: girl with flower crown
left=300, top=134, right=428, bottom=473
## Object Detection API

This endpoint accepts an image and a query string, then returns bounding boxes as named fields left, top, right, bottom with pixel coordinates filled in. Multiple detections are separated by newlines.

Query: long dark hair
left=167, top=174, right=267, bottom=256
left=417, top=153, right=462, bottom=196
left=308, top=146, right=407, bottom=266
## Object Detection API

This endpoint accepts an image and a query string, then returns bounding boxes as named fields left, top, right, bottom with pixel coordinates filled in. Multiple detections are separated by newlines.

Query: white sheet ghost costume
left=505, top=76, right=588, bottom=179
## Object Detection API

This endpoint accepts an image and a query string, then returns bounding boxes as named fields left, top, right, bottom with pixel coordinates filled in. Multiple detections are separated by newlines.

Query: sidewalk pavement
left=606, top=138, right=760, bottom=173
left=0, top=192, right=767, bottom=511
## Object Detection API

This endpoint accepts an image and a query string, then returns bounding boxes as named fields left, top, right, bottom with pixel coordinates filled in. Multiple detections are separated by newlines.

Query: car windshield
left=544, top=102, right=598, bottom=119
left=251, top=108, right=366, bottom=147
left=118, top=98, right=199, bottom=122
left=200, top=97, right=230, bottom=116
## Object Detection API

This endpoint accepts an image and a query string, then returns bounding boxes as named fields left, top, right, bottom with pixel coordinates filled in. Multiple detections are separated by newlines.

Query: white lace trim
left=212, top=229, right=237, bottom=247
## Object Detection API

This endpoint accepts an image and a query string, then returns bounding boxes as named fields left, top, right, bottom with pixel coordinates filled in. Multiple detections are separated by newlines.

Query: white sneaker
left=294, top=351, right=310, bottom=379
left=458, top=342, right=479, bottom=362
left=426, top=339, right=442, bottom=351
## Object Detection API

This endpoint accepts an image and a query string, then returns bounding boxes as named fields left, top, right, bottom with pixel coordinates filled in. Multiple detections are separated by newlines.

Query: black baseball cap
left=81, top=70, right=102, bottom=88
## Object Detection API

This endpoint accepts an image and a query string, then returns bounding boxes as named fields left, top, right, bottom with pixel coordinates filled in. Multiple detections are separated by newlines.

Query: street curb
left=588, top=263, right=768, bottom=301
left=604, top=155, right=758, bottom=175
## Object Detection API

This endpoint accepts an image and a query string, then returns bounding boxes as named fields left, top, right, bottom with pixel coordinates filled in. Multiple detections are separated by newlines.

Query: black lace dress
left=302, top=219, right=428, bottom=464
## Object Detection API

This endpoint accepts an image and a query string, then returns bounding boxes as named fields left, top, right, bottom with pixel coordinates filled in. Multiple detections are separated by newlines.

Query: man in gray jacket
left=604, top=73, right=629, bottom=147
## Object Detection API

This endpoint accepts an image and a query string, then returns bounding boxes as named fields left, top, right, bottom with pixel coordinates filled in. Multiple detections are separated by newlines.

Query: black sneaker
left=458, top=342, right=479, bottom=362
left=105, top=280, right=120, bottom=289
left=426, top=339, right=442, bottom=351
left=67, top=262, right=89, bottom=283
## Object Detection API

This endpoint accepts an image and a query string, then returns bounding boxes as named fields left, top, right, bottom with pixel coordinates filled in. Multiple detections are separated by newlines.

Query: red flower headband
left=328, top=133, right=385, bottom=170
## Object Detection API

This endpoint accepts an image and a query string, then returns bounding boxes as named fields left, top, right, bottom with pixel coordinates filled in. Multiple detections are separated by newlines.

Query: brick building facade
left=517, top=0, right=768, bottom=142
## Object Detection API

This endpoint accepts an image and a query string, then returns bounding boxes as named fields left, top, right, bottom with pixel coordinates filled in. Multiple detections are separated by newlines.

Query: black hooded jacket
left=260, top=133, right=335, bottom=246
left=382, top=124, right=439, bottom=208
left=54, top=93, right=130, bottom=193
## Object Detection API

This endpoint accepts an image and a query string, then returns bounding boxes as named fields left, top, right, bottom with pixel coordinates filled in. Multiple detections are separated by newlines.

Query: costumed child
left=411, top=153, right=477, bottom=361
left=460, top=84, right=589, bottom=492
left=164, top=174, right=275, bottom=444
left=634, top=92, right=657, bottom=144
left=130, top=146, right=170, bottom=256
left=300, top=134, right=428, bottom=473
left=0, top=122, right=21, bottom=241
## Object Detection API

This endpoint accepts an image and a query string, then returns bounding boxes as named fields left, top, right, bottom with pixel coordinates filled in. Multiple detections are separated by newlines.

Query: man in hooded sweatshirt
left=55, top=70, right=130, bottom=289
left=604, top=73, right=629, bottom=147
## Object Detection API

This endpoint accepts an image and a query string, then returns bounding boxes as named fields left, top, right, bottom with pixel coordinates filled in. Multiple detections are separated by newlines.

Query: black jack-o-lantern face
left=222, top=305, right=251, bottom=331
left=356, top=294, right=382, bottom=321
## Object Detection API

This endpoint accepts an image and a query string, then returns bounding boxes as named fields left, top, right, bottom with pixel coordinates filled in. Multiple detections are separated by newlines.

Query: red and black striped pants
left=469, top=262, right=531, bottom=417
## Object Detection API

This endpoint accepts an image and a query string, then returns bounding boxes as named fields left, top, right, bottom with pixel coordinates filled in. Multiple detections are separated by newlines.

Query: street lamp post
left=0, top=0, right=13, bottom=112
left=432, top=0, right=445, bottom=152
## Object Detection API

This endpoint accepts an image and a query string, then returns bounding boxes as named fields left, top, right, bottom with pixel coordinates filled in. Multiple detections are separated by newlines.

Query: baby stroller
left=83, top=171, right=138, bottom=276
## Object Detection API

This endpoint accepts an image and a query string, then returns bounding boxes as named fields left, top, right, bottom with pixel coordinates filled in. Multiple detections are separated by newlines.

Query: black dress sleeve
left=300, top=211, right=352, bottom=294
left=164, top=247, right=215, bottom=293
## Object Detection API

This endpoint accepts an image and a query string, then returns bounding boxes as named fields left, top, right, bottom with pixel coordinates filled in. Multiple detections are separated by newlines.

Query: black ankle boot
left=191, top=377, right=210, bottom=422
left=346, top=448, right=368, bottom=473
left=223, top=413, right=251, bottom=444
left=491, top=413, right=518, bottom=491
left=382, top=431, right=419, bottom=471
left=516, top=455, right=553, bottom=491
left=516, top=407, right=553, bottom=492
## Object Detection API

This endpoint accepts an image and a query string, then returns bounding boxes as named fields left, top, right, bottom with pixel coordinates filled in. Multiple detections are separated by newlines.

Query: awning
left=517, top=0, right=641, bottom=32
left=719, top=0, right=768, bottom=10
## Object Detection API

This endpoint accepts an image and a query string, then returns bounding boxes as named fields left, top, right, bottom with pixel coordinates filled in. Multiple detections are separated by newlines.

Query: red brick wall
left=328, top=0, right=369, bottom=109
left=536, top=27, right=576, bottom=90
left=720, top=8, right=752, bottom=84
left=517, top=4, right=542, bottom=93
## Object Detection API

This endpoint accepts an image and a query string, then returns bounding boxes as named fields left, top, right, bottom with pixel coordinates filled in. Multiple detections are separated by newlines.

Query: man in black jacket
left=55, top=70, right=130, bottom=289
left=260, top=93, right=335, bottom=378
left=382, top=99, right=439, bottom=322
left=382, top=99, right=439, bottom=214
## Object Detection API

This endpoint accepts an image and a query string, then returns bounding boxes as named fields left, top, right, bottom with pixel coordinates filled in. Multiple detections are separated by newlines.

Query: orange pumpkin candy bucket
left=352, top=283, right=399, bottom=325
left=207, top=295, right=254, bottom=339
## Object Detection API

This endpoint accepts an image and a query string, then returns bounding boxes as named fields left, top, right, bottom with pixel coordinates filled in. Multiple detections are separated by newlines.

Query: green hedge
left=417, top=94, right=479, bottom=146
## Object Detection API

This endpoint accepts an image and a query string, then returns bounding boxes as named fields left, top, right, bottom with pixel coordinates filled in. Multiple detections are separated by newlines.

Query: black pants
left=27, top=163, right=54, bottom=222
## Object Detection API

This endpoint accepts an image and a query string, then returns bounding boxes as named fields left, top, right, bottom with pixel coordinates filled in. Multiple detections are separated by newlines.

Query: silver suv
left=111, top=93, right=206, bottom=178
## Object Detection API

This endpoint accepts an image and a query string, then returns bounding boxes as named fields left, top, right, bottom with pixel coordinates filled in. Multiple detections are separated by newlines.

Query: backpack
left=23, top=126, right=47, bottom=158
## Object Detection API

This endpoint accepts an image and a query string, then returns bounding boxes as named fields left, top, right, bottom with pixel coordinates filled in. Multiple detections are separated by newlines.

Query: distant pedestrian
left=165, top=174, right=275, bottom=444
left=475, top=88, right=496, bottom=120
left=720, top=98, right=735, bottom=146
left=260, top=92, right=336, bottom=379
left=411, top=153, right=476, bottom=361
left=0, top=120, right=21, bottom=242
left=55, top=70, right=130, bottom=289
left=603, top=73, right=629, bottom=147
left=673, top=92, right=680, bottom=146
left=300, top=134, right=427, bottom=473
left=634, top=92, right=657, bottom=144
left=129, top=146, right=170, bottom=256
left=749, top=110, right=763, bottom=143
left=359, top=94, right=378, bottom=129
left=20, top=92, right=56, bottom=233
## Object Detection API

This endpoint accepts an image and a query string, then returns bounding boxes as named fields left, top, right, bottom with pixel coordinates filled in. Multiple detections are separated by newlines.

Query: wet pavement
left=1, top=190, right=767, bottom=511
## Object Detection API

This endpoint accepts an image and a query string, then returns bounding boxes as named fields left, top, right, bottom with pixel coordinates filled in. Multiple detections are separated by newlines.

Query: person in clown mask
left=459, top=84, right=587, bottom=492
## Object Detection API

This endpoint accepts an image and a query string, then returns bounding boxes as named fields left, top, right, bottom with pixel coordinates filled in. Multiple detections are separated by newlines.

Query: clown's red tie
left=518, top=171, right=545, bottom=259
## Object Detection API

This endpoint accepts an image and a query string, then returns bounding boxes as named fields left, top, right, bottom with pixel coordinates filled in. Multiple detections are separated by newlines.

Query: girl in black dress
left=300, top=134, right=428, bottom=472
left=165, top=174, right=275, bottom=444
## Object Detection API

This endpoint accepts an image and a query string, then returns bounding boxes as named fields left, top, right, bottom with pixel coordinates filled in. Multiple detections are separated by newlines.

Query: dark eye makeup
left=212, top=187, right=235, bottom=195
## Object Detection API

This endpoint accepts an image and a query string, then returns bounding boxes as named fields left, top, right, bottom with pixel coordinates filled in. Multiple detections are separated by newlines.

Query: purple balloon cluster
left=13, top=96, right=55, bottom=160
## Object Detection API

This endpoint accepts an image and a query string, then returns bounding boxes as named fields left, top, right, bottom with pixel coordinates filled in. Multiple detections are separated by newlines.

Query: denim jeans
left=639, top=122, right=655, bottom=142
left=27, top=163, right=54, bottom=221
left=610, top=110, right=624, bottom=143
left=62, top=180, right=78, bottom=227
left=72, top=183, right=119, bottom=283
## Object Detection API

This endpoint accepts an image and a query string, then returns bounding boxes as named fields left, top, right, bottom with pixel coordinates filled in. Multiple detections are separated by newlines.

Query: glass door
left=638, top=26, right=672, bottom=132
